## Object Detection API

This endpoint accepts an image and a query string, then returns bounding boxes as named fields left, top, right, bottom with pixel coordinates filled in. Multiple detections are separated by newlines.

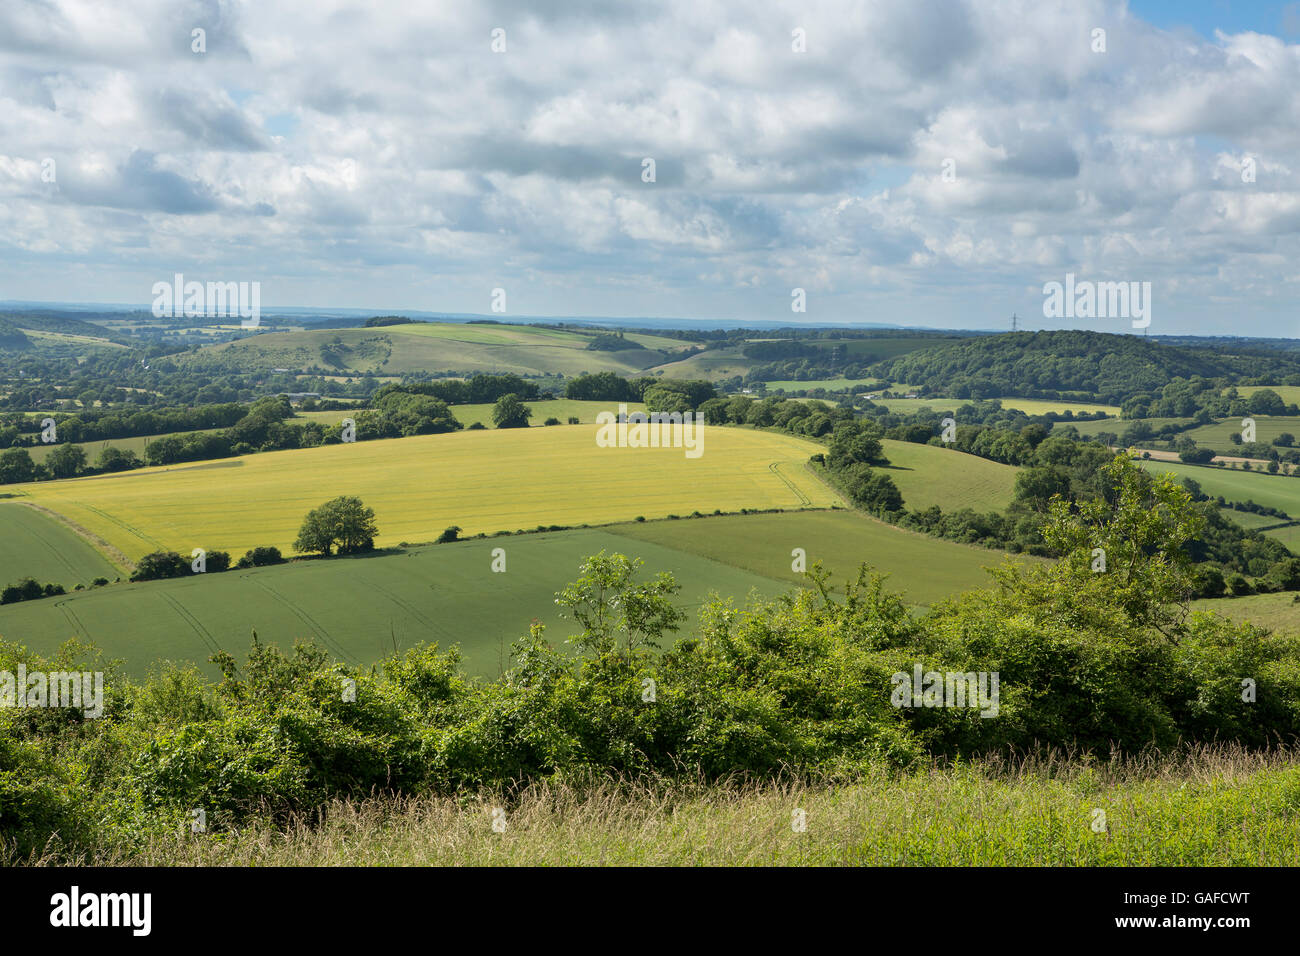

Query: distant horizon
left=4, top=1, right=1299, bottom=337
left=3, top=297, right=1299, bottom=341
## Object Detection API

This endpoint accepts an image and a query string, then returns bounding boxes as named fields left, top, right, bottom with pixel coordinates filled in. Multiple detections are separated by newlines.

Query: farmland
left=0, top=507, right=1035, bottom=678
left=1140, top=459, right=1300, bottom=515
left=4, top=426, right=841, bottom=561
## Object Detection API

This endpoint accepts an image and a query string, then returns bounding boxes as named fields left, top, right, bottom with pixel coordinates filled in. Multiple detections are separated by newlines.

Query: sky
left=0, top=0, right=1297, bottom=335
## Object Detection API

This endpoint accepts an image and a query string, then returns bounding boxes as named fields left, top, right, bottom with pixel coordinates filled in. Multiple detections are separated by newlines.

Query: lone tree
left=492, top=393, right=532, bottom=429
left=295, top=495, right=378, bottom=556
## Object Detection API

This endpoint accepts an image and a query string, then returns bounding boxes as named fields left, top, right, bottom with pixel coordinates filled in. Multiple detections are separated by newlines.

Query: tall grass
left=28, top=745, right=1300, bottom=866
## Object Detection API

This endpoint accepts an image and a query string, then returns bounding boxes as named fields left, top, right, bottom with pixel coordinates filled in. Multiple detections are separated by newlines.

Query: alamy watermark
left=1042, top=272, right=1150, bottom=329
left=152, top=273, right=261, bottom=328
left=1, top=665, right=104, bottom=718
left=595, top=403, right=704, bottom=459
left=890, top=664, right=999, bottom=718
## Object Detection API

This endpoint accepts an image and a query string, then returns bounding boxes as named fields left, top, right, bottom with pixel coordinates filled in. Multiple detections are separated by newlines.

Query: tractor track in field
left=768, top=461, right=812, bottom=507
left=365, top=578, right=458, bottom=644
left=159, top=592, right=222, bottom=657
left=54, top=599, right=89, bottom=641
left=250, top=578, right=359, bottom=665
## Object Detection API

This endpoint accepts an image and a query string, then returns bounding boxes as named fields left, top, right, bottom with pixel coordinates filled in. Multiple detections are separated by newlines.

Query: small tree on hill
left=492, top=393, right=532, bottom=429
left=295, top=496, right=378, bottom=556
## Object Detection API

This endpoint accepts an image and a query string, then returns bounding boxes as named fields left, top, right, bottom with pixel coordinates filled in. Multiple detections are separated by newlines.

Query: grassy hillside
left=7, top=426, right=841, bottom=561
left=177, top=322, right=679, bottom=377
left=878, top=439, right=1019, bottom=512
left=294, top=400, right=649, bottom=429
left=0, top=502, right=121, bottom=585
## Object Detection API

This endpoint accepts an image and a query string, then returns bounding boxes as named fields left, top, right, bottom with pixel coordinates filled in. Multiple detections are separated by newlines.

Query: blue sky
left=1, top=0, right=1297, bottom=336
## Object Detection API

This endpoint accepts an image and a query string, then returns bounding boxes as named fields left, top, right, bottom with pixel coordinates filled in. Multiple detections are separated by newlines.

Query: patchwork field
left=5, top=426, right=841, bottom=562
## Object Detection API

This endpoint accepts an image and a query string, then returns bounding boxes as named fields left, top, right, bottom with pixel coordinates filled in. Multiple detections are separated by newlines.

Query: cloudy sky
left=1, top=0, right=1297, bottom=334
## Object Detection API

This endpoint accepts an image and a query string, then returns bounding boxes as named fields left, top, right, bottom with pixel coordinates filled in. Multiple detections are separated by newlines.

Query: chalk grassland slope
left=0, top=508, right=1034, bottom=678
left=876, top=439, right=1019, bottom=512
left=175, top=323, right=685, bottom=376
left=608, top=509, right=1029, bottom=605
left=8, top=427, right=841, bottom=561
left=0, top=502, right=120, bottom=585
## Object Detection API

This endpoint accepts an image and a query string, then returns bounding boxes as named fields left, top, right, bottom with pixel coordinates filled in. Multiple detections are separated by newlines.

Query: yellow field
left=7, top=426, right=841, bottom=560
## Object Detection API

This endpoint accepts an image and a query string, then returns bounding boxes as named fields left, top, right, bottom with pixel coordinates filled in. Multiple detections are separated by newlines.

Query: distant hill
left=173, top=321, right=691, bottom=377
left=0, top=309, right=133, bottom=346
left=875, top=330, right=1300, bottom=403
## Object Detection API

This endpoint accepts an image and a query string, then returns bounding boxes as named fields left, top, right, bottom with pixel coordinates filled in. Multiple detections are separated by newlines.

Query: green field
left=1140, top=459, right=1300, bottom=515
left=0, top=502, right=120, bottom=586
left=182, top=322, right=690, bottom=377
left=610, top=509, right=1028, bottom=604
left=0, top=507, right=1035, bottom=678
left=1231, top=385, right=1300, bottom=406
left=871, top=397, right=1119, bottom=417
left=877, top=439, right=1019, bottom=512
left=763, top=378, right=877, bottom=393
left=1182, top=416, right=1300, bottom=447
left=1071, top=416, right=1190, bottom=437
left=8, top=426, right=841, bottom=561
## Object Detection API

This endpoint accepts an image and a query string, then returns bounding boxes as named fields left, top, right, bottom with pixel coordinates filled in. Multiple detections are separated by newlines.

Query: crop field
left=181, top=323, right=681, bottom=377
left=877, top=439, right=1019, bottom=512
left=0, top=502, right=120, bottom=585
left=608, top=509, right=1031, bottom=605
left=1140, top=459, right=1300, bottom=515
left=1182, top=416, right=1300, bottom=447
left=5, top=426, right=840, bottom=562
